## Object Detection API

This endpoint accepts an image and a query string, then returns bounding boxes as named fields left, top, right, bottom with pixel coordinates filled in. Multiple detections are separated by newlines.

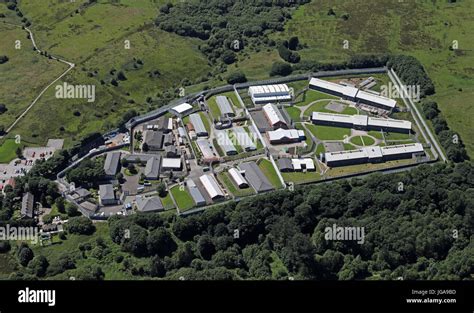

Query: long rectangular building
left=216, top=96, right=235, bottom=117
left=309, top=78, right=397, bottom=111
left=325, top=143, right=424, bottom=167
left=248, top=84, right=292, bottom=104
left=239, top=162, right=274, bottom=193
left=189, top=113, right=208, bottom=137
left=228, top=168, right=249, bottom=188
left=263, top=103, right=288, bottom=129
left=104, top=152, right=121, bottom=177
left=216, top=130, right=237, bottom=156
left=267, top=128, right=305, bottom=144
left=186, top=179, right=206, bottom=206
left=199, top=174, right=225, bottom=200
left=311, top=112, right=412, bottom=133
left=233, top=127, right=256, bottom=151
left=196, top=139, right=218, bottom=161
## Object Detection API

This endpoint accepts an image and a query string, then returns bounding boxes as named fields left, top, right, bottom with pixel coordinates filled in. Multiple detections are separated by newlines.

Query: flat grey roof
left=21, top=192, right=34, bottom=218
left=239, top=162, right=274, bottom=192
left=277, top=158, right=293, bottom=171
left=187, top=179, right=206, bottom=206
left=104, top=151, right=121, bottom=176
left=144, top=156, right=161, bottom=178
left=99, top=184, right=115, bottom=201
left=144, top=130, right=164, bottom=148
left=216, top=96, right=234, bottom=116
left=136, top=196, right=164, bottom=212
left=189, top=113, right=208, bottom=135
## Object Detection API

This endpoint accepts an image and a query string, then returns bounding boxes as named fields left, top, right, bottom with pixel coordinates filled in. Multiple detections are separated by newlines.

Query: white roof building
left=248, top=84, right=292, bottom=104
left=161, top=158, right=182, bottom=170
left=381, top=143, right=424, bottom=157
left=199, top=174, right=225, bottom=200
left=233, top=127, right=256, bottom=151
left=291, top=158, right=315, bottom=171
left=267, top=128, right=304, bottom=143
left=228, top=168, right=249, bottom=188
left=196, top=139, right=216, bottom=160
left=172, top=102, right=193, bottom=114
left=311, top=112, right=412, bottom=132
left=356, top=90, right=397, bottom=110
left=216, top=130, right=237, bottom=156
left=263, top=103, right=287, bottom=127
left=309, top=78, right=359, bottom=98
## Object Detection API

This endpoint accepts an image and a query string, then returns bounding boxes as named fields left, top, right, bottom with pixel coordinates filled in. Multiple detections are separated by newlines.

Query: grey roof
left=123, top=154, right=155, bottom=163
left=158, top=117, right=170, bottom=131
left=216, top=96, right=234, bottom=116
left=21, top=192, right=34, bottom=218
left=136, top=196, right=164, bottom=212
left=216, top=130, right=237, bottom=155
left=144, top=156, right=161, bottom=179
left=99, top=184, right=115, bottom=201
left=239, top=162, right=274, bottom=192
left=277, top=158, right=293, bottom=171
left=72, top=187, right=91, bottom=200
left=144, top=130, right=164, bottom=149
left=234, top=127, right=257, bottom=151
left=104, top=152, right=121, bottom=176
left=189, top=113, right=208, bottom=135
left=187, top=179, right=206, bottom=206
left=165, top=145, right=180, bottom=157
left=163, top=133, right=174, bottom=146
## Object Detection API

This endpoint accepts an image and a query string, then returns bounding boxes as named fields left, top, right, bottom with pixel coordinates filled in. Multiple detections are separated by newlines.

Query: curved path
left=1, top=22, right=75, bottom=136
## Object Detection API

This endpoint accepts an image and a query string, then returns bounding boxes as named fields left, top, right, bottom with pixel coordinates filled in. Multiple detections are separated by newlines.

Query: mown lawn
left=285, top=106, right=302, bottom=122
left=306, top=124, right=351, bottom=141
left=170, top=185, right=195, bottom=212
left=257, top=158, right=282, bottom=189
left=282, top=170, right=321, bottom=185
left=0, top=139, right=24, bottom=163
left=217, top=172, right=255, bottom=198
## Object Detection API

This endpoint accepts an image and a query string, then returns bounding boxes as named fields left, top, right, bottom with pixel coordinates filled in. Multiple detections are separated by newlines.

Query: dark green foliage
left=270, top=61, right=293, bottom=76
left=387, top=55, right=435, bottom=97
left=66, top=216, right=95, bottom=235
left=226, top=71, right=247, bottom=84
left=155, top=0, right=310, bottom=63
left=29, top=255, right=49, bottom=277
left=66, top=157, right=105, bottom=188
left=421, top=99, right=469, bottom=163
left=278, top=42, right=300, bottom=63
left=18, top=244, right=34, bottom=267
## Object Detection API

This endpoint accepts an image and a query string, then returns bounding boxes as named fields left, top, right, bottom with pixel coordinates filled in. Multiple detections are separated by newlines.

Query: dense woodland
left=1, top=160, right=472, bottom=280
left=155, top=0, right=310, bottom=64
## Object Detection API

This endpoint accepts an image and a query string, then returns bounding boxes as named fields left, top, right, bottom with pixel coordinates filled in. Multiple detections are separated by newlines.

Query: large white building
left=267, top=128, right=305, bottom=144
left=228, top=168, right=249, bottom=188
left=199, top=174, right=225, bottom=200
left=216, top=96, right=235, bottom=117
left=248, top=84, right=292, bottom=105
left=233, top=127, right=257, bottom=151
left=309, top=78, right=397, bottom=111
left=324, top=143, right=424, bottom=167
left=311, top=112, right=412, bottom=133
left=189, top=113, right=208, bottom=137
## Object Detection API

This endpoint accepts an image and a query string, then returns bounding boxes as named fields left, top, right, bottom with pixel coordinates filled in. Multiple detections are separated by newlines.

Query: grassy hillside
left=270, top=0, right=474, bottom=156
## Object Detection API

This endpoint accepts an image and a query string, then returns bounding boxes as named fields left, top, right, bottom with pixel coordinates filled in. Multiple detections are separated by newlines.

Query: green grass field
left=295, top=90, right=339, bottom=107
left=285, top=106, right=302, bottom=122
left=282, top=170, right=321, bottom=185
left=159, top=192, right=175, bottom=210
left=306, top=124, right=350, bottom=141
left=0, top=139, right=24, bottom=163
left=257, top=158, right=282, bottom=189
left=350, top=136, right=376, bottom=147
left=218, top=172, right=255, bottom=198
left=170, top=185, right=195, bottom=212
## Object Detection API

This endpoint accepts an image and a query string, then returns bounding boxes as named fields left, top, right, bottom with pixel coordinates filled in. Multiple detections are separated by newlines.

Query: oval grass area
left=350, top=135, right=376, bottom=146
